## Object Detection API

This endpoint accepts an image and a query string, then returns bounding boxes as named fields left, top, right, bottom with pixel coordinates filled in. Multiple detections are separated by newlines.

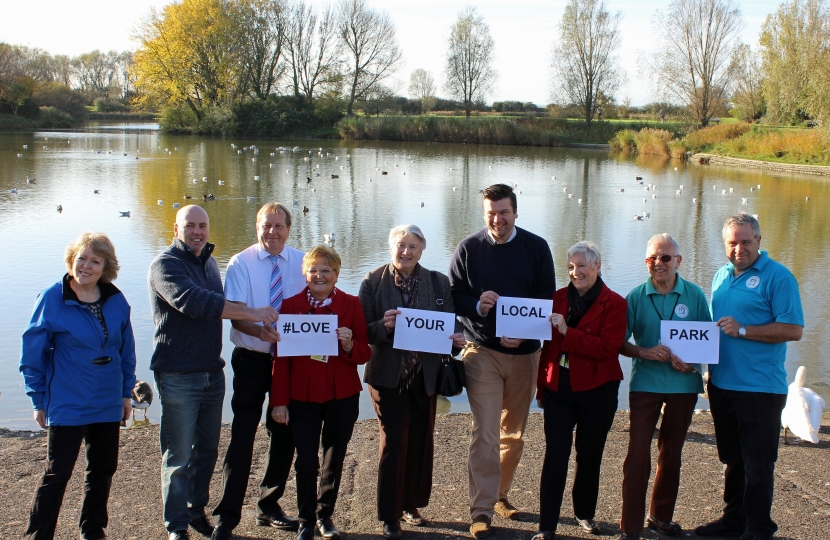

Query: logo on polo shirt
left=746, top=276, right=761, bottom=289
left=675, top=304, right=689, bottom=318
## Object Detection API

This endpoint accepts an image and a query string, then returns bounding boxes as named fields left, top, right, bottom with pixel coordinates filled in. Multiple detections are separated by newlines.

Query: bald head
left=174, top=205, right=210, bottom=256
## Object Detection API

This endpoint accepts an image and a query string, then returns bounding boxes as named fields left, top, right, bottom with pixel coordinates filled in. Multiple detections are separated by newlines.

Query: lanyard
left=649, top=294, right=680, bottom=321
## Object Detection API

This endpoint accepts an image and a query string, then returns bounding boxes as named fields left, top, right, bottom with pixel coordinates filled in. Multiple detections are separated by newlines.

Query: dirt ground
left=1, top=411, right=828, bottom=540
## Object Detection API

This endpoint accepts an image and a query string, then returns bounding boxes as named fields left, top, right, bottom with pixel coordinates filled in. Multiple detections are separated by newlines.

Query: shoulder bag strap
left=429, top=270, right=445, bottom=312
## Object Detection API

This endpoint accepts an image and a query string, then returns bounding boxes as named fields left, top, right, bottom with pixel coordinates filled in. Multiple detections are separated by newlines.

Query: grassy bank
left=0, top=109, right=77, bottom=130
left=337, top=116, right=688, bottom=146
left=610, top=122, right=830, bottom=166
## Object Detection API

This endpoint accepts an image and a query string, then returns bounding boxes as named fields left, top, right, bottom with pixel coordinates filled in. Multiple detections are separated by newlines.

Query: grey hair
left=567, top=241, right=601, bottom=268
left=388, top=224, right=426, bottom=254
left=723, top=213, right=761, bottom=239
left=647, top=233, right=681, bottom=256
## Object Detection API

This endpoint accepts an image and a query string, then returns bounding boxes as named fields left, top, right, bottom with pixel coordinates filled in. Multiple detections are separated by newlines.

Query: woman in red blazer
left=271, top=245, right=371, bottom=540
left=533, top=241, right=627, bottom=540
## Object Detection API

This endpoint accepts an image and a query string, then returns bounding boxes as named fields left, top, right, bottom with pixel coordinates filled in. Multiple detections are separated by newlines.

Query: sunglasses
left=645, top=254, right=678, bottom=265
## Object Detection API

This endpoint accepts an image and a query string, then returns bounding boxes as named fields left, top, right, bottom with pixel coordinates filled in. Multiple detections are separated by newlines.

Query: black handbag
left=429, top=271, right=466, bottom=397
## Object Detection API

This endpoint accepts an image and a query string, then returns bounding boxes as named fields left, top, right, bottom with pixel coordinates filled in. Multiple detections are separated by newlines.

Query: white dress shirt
left=225, top=243, right=306, bottom=353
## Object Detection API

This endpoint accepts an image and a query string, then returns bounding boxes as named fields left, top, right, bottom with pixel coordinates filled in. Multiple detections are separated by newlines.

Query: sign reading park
left=276, top=314, right=339, bottom=357
left=660, top=320, right=720, bottom=364
left=393, top=307, right=456, bottom=355
left=495, top=296, right=553, bottom=341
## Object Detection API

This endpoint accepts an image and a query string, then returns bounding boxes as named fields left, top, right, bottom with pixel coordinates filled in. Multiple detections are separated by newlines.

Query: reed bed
left=634, top=128, right=673, bottom=156
left=684, top=122, right=752, bottom=153
left=337, top=116, right=678, bottom=146
left=713, top=128, right=830, bottom=165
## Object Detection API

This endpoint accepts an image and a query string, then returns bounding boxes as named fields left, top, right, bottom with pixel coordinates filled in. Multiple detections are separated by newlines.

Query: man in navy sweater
left=148, top=205, right=278, bottom=540
left=449, top=184, right=556, bottom=538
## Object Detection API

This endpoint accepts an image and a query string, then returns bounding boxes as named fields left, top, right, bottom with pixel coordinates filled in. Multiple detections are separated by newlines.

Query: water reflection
left=1, top=124, right=828, bottom=429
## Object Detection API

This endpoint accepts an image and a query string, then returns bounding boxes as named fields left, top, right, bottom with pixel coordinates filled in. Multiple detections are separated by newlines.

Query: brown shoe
left=469, top=515, right=491, bottom=539
left=494, top=499, right=519, bottom=520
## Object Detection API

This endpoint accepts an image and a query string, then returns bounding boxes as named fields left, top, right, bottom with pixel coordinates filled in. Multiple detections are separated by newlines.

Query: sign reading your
left=393, top=307, right=456, bottom=355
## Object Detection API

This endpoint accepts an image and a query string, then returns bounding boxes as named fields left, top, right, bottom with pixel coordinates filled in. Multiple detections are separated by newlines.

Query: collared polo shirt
left=710, top=250, right=803, bottom=394
left=625, top=273, right=709, bottom=393
left=225, top=243, right=306, bottom=353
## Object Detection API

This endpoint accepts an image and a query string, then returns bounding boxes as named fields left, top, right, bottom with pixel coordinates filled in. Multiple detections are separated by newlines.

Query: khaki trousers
left=462, top=342, right=540, bottom=519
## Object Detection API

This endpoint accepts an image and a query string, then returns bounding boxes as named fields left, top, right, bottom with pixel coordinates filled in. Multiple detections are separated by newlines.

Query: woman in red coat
left=533, top=241, right=627, bottom=540
left=271, top=245, right=371, bottom=540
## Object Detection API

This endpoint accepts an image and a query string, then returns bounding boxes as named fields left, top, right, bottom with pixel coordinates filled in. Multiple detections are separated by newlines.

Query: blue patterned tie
left=268, top=255, right=283, bottom=353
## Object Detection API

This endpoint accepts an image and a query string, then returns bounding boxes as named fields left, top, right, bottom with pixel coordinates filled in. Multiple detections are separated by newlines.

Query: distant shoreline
left=691, top=152, right=830, bottom=176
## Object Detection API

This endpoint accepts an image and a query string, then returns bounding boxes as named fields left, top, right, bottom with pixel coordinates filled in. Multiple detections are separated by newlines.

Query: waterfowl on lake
left=119, top=211, right=131, bottom=217
left=203, top=194, right=216, bottom=201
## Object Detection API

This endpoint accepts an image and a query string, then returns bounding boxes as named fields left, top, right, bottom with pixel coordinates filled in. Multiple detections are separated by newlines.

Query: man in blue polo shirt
left=619, top=233, right=710, bottom=540
left=696, top=214, right=803, bottom=540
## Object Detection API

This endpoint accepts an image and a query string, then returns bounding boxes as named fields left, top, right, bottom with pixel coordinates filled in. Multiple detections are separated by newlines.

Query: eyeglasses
left=307, top=268, right=333, bottom=276
left=645, top=254, right=678, bottom=265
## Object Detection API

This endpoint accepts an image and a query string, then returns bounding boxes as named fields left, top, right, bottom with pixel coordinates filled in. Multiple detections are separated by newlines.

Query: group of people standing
left=19, top=182, right=803, bottom=540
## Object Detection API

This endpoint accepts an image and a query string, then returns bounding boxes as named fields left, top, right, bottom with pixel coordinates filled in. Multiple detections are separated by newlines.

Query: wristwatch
left=738, top=326, right=747, bottom=338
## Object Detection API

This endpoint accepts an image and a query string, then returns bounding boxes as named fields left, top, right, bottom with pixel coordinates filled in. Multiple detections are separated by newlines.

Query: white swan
left=781, top=366, right=825, bottom=444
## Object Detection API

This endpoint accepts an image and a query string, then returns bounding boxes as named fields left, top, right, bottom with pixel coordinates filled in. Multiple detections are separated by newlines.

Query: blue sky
left=0, top=0, right=782, bottom=106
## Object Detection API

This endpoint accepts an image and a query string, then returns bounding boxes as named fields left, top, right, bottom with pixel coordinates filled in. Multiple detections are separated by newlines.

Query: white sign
left=393, top=307, right=456, bottom=355
left=276, top=314, right=339, bottom=357
left=660, top=321, right=720, bottom=364
left=495, top=296, right=553, bottom=341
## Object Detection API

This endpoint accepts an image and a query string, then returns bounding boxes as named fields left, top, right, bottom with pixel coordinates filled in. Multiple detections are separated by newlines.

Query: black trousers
left=708, top=382, right=787, bottom=538
left=290, top=393, right=360, bottom=523
left=24, top=422, right=120, bottom=540
left=213, top=347, right=295, bottom=529
left=538, top=370, right=619, bottom=532
left=369, top=369, right=437, bottom=522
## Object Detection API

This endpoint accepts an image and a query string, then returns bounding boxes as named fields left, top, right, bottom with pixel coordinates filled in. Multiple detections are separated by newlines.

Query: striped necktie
left=268, top=255, right=283, bottom=352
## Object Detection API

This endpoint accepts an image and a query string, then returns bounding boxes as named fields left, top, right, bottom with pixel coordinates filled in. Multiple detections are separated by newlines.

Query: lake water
left=2, top=122, right=828, bottom=429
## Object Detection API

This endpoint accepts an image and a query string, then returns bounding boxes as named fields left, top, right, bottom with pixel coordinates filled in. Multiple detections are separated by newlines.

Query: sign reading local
left=393, top=307, right=456, bottom=355
left=495, top=296, right=553, bottom=341
left=277, top=314, right=339, bottom=357
left=660, top=321, right=720, bottom=364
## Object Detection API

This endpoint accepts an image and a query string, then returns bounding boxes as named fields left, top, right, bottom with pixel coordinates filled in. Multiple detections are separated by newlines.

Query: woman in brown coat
left=358, top=225, right=466, bottom=539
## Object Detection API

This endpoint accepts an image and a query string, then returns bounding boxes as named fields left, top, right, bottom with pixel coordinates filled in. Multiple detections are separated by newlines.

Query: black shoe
left=695, top=519, right=745, bottom=538
left=298, top=523, right=315, bottom=540
left=169, top=532, right=191, bottom=540
left=738, top=534, right=773, bottom=540
left=383, top=521, right=403, bottom=539
left=403, top=509, right=425, bottom=526
left=619, top=534, right=639, bottom=540
left=190, top=516, right=214, bottom=538
left=257, top=508, right=300, bottom=531
left=316, top=518, right=341, bottom=540
left=531, top=531, right=555, bottom=540
left=210, top=527, right=232, bottom=540
left=646, top=515, right=682, bottom=536
left=575, top=518, right=601, bottom=535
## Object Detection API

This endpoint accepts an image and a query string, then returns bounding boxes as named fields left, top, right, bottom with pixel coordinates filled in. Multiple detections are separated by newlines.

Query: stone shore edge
left=691, top=153, right=830, bottom=176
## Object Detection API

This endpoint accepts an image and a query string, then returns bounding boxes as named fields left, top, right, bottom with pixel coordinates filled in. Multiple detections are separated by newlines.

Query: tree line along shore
left=3, top=0, right=829, bottom=166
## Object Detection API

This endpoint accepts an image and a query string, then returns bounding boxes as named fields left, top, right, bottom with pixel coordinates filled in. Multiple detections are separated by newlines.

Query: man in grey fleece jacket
left=148, top=205, right=279, bottom=540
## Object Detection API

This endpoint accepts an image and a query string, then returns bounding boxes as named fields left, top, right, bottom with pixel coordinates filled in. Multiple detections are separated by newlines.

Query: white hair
left=388, top=224, right=426, bottom=255
left=567, top=241, right=601, bottom=267
left=647, top=233, right=681, bottom=256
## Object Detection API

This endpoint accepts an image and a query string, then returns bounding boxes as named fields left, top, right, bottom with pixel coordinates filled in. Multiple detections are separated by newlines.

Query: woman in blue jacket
left=20, top=232, right=136, bottom=540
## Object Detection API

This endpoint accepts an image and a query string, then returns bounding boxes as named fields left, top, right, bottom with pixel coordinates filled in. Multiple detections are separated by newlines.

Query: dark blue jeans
left=708, top=382, right=787, bottom=538
left=155, top=369, right=225, bottom=532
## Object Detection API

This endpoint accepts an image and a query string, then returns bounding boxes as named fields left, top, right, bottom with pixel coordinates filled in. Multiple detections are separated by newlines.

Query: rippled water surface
left=2, top=122, right=828, bottom=429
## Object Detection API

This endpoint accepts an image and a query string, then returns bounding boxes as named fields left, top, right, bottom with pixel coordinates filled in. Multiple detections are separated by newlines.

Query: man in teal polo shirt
left=618, top=233, right=710, bottom=540
left=695, top=214, right=803, bottom=540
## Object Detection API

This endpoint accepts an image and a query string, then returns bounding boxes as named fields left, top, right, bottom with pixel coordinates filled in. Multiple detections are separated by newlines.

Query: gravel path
left=1, top=411, right=828, bottom=540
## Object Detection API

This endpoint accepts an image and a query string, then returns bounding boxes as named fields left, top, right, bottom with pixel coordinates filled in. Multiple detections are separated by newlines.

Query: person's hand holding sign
left=479, top=291, right=499, bottom=315
left=271, top=405, right=289, bottom=425
left=337, top=327, right=354, bottom=352
left=451, top=333, right=467, bottom=348
left=549, top=313, right=567, bottom=336
left=669, top=354, right=696, bottom=373
left=716, top=316, right=741, bottom=337
left=500, top=337, right=524, bottom=348
left=640, top=344, right=673, bottom=362
left=383, top=309, right=401, bottom=333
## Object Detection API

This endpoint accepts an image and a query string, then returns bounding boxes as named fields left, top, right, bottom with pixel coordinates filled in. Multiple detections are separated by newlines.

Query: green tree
left=444, top=7, right=497, bottom=119
left=760, top=0, right=830, bottom=124
left=730, top=43, right=765, bottom=121
left=551, top=0, right=624, bottom=125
